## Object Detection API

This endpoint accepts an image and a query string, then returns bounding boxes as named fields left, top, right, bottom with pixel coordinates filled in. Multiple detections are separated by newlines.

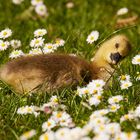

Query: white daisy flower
left=20, top=129, right=36, bottom=140
left=80, top=137, right=91, bottom=140
left=134, top=104, right=140, bottom=117
left=82, top=123, right=93, bottom=134
left=49, top=95, right=59, bottom=106
left=52, top=111, right=73, bottom=126
left=66, top=2, right=74, bottom=9
left=39, top=131, right=55, bottom=140
left=90, top=109, right=109, bottom=119
left=88, top=87, right=103, bottom=95
left=120, top=113, right=134, bottom=122
left=31, top=0, right=43, bottom=6
left=53, top=38, right=65, bottom=47
left=43, top=43, right=55, bottom=54
left=30, top=37, right=44, bottom=47
left=9, top=50, right=24, bottom=59
left=87, top=79, right=105, bottom=90
left=117, top=7, right=128, bottom=16
left=52, top=111, right=64, bottom=123
left=40, top=103, right=53, bottom=114
left=113, top=134, right=123, bottom=140
left=0, top=28, right=12, bottom=39
left=77, top=87, right=90, bottom=97
left=136, top=124, right=140, bottom=129
left=86, top=31, right=99, bottom=44
left=87, top=80, right=105, bottom=95
left=119, top=132, right=137, bottom=140
left=132, top=54, right=140, bottom=65
left=42, top=119, right=56, bottom=131
left=93, top=124, right=107, bottom=134
left=35, top=4, right=47, bottom=17
left=109, top=104, right=120, bottom=112
left=28, top=48, right=43, bottom=55
left=70, top=127, right=87, bottom=140
left=93, top=133, right=110, bottom=140
left=12, top=0, right=24, bottom=5
left=17, top=106, right=34, bottom=114
left=55, top=128, right=71, bottom=140
left=119, top=74, right=130, bottom=82
left=105, top=123, right=121, bottom=135
left=10, top=39, right=21, bottom=49
left=136, top=72, right=140, bottom=80
left=0, top=40, right=10, bottom=51
left=88, top=95, right=102, bottom=106
left=120, top=81, right=132, bottom=89
left=17, top=105, right=39, bottom=116
left=91, top=116, right=109, bottom=126
left=108, top=95, right=123, bottom=104
left=34, top=29, right=47, bottom=37
left=59, top=112, right=73, bottom=127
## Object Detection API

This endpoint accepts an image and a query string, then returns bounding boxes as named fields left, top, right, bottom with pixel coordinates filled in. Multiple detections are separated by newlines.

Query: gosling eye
left=115, top=43, right=119, bottom=49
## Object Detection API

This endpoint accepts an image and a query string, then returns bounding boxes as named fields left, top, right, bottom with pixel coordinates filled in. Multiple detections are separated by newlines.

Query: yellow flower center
left=40, top=7, right=44, bottom=11
left=44, top=134, right=49, bottom=140
left=137, top=58, right=140, bottom=62
left=97, top=120, right=101, bottom=123
left=116, top=137, right=121, bottom=140
left=124, top=115, right=129, bottom=119
left=35, top=40, right=40, bottom=44
left=1, top=43, right=5, bottom=47
left=47, top=122, right=51, bottom=127
left=121, top=75, right=126, bottom=80
left=111, top=106, right=116, bottom=110
left=60, top=132, right=64, bottom=136
left=100, top=126, right=104, bottom=130
left=90, top=36, right=94, bottom=40
left=14, top=51, right=19, bottom=55
left=93, top=90, right=97, bottom=94
left=27, top=108, right=32, bottom=112
left=124, top=83, right=129, bottom=87
left=127, top=133, right=132, bottom=138
left=96, top=84, right=100, bottom=87
left=38, top=31, right=43, bottom=35
left=3, top=32, right=7, bottom=36
left=24, top=131, right=30, bottom=138
left=56, top=40, right=60, bottom=44
left=97, top=95, right=101, bottom=100
left=47, top=45, right=52, bottom=49
left=53, top=98, right=58, bottom=103
left=100, top=112, right=104, bottom=115
left=84, top=89, right=89, bottom=94
left=114, top=98, right=119, bottom=102
left=61, top=119, right=66, bottom=123
left=56, top=112, right=62, bottom=118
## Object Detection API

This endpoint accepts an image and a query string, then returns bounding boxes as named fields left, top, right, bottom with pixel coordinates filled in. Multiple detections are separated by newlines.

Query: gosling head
left=97, top=34, right=131, bottom=65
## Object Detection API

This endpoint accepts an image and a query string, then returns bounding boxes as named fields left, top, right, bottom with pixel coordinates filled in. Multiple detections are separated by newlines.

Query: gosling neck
left=91, top=56, right=115, bottom=81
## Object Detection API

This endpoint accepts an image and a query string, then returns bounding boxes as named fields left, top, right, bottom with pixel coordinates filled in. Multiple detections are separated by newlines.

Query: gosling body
left=0, top=35, right=131, bottom=93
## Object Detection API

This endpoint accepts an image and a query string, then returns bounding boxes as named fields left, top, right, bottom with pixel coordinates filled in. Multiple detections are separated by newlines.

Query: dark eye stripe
left=115, top=43, right=119, bottom=48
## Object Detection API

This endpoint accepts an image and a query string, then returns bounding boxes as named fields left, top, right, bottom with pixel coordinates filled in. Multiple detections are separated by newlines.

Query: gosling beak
left=110, top=52, right=122, bottom=64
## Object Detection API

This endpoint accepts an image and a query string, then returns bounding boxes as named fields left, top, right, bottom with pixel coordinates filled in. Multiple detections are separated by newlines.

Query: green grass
left=0, top=0, right=140, bottom=139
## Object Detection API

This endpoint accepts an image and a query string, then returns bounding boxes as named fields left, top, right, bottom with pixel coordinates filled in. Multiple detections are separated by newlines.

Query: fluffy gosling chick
left=91, top=34, right=131, bottom=80
left=0, top=35, right=131, bottom=94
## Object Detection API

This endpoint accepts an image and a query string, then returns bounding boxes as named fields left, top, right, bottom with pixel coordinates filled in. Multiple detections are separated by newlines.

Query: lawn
left=0, top=0, right=140, bottom=140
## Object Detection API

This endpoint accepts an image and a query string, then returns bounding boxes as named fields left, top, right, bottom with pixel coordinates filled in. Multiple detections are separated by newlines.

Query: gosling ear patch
left=115, top=43, right=119, bottom=49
